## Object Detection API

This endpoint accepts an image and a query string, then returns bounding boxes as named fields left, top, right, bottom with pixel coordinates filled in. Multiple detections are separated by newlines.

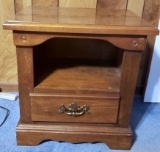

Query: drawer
left=30, top=94, right=119, bottom=124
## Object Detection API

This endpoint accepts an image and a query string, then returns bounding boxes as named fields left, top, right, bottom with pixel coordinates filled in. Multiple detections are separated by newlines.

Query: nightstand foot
left=16, top=123, right=132, bottom=150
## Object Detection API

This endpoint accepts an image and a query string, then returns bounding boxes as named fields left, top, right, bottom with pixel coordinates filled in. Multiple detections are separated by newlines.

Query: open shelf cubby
left=33, top=38, right=123, bottom=96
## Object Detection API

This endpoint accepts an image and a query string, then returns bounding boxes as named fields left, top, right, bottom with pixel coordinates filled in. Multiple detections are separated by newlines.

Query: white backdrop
left=144, top=19, right=160, bottom=102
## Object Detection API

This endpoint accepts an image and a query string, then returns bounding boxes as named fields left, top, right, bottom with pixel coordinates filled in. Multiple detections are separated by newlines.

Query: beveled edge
left=3, top=21, right=159, bottom=36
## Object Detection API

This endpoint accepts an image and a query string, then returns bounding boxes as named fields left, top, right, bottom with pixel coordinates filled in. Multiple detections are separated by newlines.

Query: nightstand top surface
left=3, top=6, right=159, bottom=35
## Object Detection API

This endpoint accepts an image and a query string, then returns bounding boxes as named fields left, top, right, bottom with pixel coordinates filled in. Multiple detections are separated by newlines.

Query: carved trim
left=13, top=32, right=146, bottom=50
left=16, top=123, right=132, bottom=149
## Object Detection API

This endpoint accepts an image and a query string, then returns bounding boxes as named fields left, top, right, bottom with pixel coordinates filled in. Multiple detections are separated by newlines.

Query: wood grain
left=15, top=0, right=32, bottom=13
left=34, top=37, right=117, bottom=61
left=0, top=0, right=17, bottom=83
left=33, top=61, right=120, bottom=93
left=59, top=0, right=97, bottom=8
left=13, top=32, right=147, bottom=51
left=31, top=95, right=119, bottom=123
left=16, top=47, right=34, bottom=123
left=1, top=0, right=160, bottom=96
left=32, top=0, right=58, bottom=7
left=4, top=7, right=158, bottom=35
left=5, top=1, right=153, bottom=148
left=142, top=0, right=160, bottom=25
left=97, top=0, right=128, bottom=9
left=16, top=123, right=132, bottom=149
left=118, top=51, right=142, bottom=126
left=127, top=0, right=145, bottom=17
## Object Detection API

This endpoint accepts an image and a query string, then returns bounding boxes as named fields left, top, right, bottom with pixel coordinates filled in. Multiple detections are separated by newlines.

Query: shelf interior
left=33, top=38, right=123, bottom=95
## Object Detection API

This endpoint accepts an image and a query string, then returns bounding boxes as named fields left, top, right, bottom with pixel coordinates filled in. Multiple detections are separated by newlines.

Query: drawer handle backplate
left=59, top=102, right=90, bottom=117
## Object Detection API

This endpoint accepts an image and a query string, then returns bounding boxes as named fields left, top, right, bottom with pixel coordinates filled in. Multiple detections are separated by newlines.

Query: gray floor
left=0, top=95, right=160, bottom=152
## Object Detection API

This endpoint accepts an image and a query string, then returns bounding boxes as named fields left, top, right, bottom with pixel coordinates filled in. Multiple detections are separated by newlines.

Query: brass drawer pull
left=59, top=102, right=90, bottom=117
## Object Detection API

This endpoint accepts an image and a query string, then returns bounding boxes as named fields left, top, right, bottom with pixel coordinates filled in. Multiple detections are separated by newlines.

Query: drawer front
left=31, top=95, right=119, bottom=124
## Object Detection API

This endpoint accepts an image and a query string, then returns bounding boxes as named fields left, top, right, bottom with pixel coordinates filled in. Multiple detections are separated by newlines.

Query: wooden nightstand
left=3, top=6, right=158, bottom=150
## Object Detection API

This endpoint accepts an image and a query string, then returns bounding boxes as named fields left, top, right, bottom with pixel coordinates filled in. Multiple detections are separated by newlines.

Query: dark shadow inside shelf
left=33, top=38, right=123, bottom=93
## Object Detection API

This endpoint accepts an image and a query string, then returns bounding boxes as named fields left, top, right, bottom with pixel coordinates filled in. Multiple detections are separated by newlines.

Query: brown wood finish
left=128, top=1, right=160, bottom=94
left=16, top=47, right=34, bottom=123
left=33, top=65, right=120, bottom=93
left=97, top=0, right=128, bottom=9
left=16, top=123, right=132, bottom=150
left=13, top=32, right=147, bottom=50
left=142, top=0, right=160, bottom=25
left=118, top=51, right=142, bottom=126
left=31, top=95, right=119, bottom=123
left=34, top=37, right=117, bottom=61
left=3, top=1, right=159, bottom=150
left=0, top=0, right=159, bottom=93
left=4, top=7, right=158, bottom=35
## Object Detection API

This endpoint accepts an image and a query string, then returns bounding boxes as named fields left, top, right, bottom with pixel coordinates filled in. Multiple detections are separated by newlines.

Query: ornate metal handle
left=59, top=102, right=90, bottom=117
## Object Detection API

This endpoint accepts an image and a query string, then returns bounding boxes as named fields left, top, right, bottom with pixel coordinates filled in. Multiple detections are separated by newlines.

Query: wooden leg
left=16, top=47, right=34, bottom=123
left=118, top=51, right=142, bottom=126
